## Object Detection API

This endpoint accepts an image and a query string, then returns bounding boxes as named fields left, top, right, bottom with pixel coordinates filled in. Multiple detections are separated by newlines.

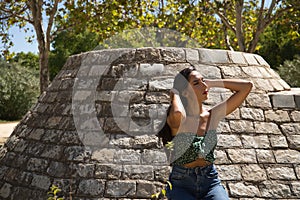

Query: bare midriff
left=184, top=157, right=211, bottom=168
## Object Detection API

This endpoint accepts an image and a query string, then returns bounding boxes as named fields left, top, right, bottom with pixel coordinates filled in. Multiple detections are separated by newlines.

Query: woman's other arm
left=167, top=89, right=186, bottom=132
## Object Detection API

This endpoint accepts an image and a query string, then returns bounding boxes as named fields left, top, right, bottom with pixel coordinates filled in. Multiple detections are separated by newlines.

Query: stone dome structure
left=0, top=47, right=299, bottom=199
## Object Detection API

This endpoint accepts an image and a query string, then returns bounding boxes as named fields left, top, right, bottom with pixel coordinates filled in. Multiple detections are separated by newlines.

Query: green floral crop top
left=171, top=130, right=217, bottom=166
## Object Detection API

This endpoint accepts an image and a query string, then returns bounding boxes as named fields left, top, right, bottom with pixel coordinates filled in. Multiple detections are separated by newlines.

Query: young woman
left=158, top=66, right=253, bottom=200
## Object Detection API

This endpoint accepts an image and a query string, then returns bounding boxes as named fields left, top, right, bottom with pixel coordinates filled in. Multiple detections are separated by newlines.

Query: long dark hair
left=157, top=66, right=196, bottom=145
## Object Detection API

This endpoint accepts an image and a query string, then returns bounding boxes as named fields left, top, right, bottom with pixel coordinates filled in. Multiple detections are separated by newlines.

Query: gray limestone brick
left=254, top=122, right=281, bottom=134
left=149, top=77, right=173, bottom=91
left=227, top=149, right=257, bottom=163
left=266, top=165, right=297, bottom=180
left=242, top=66, right=264, bottom=78
left=228, top=182, right=260, bottom=197
left=0, top=182, right=12, bottom=198
left=270, top=93, right=296, bottom=108
left=269, top=135, right=289, bottom=148
left=195, top=64, right=222, bottom=79
left=136, top=180, right=158, bottom=198
left=280, top=123, right=300, bottom=135
left=216, top=165, right=242, bottom=181
left=185, top=48, right=199, bottom=62
left=159, top=47, right=185, bottom=62
left=265, top=110, right=290, bottom=123
left=214, top=150, right=230, bottom=164
left=229, top=120, right=255, bottom=133
left=243, top=53, right=260, bottom=65
left=241, top=135, right=270, bottom=148
left=273, top=150, right=300, bottom=163
left=78, top=179, right=105, bottom=196
left=240, top=164, right=267, bottom=182
left=123, top=165, right=154, bottom=180
left=269, top=79, right=285, bottom=91
left=259, top=181, right=292, bottom=198
left=291, top=111, right=300, bottom=122
left=256, top=149, right=275, bottom=164
left=105, top=180, right=136, bottom=197
left=198, top=48, right=230, bottom=64
left=286, top=135, right=300, bottom=149
left=217, top=134, right=243, bottom=148
left=254, top=54, right=270, bottom=67
left=30, top=174, right=51, bottom=190
left=228, top=51, right=248, bottom=66
left=220, top=66, right=243, bottom=78
left=246, top=93, right=272, bottom=109
left=240, top=107, right=265, bottom=121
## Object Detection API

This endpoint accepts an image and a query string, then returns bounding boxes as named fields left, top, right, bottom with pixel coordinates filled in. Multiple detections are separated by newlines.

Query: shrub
left=0, top=60, right=39, bottom=121
left=278, top=55, right=300, bottom=87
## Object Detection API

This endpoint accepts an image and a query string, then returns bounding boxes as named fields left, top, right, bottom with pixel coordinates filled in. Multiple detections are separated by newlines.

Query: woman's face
left=186, top=70, right=208, bottom=102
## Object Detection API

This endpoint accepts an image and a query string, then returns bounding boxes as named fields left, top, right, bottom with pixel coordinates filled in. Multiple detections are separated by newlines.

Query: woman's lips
left=203, top=90, right=208, bottom=95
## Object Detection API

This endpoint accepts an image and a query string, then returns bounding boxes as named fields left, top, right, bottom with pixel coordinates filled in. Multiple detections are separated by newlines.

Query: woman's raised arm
left=206, top=79, right=253, bottom=121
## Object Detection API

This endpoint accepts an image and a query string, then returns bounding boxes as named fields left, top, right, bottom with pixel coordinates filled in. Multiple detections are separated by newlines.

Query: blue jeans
left=166, top=164, right=229, bottom=200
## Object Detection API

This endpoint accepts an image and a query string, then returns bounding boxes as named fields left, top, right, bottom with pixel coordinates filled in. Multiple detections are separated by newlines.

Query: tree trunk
left=28, top=0, right=49, bottom=94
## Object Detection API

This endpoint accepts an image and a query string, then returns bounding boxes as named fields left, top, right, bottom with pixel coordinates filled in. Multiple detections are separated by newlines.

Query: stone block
left=274, top=150, right=300, bottom=163
left=254, top=55, right=270, bottom=67
left=243, top=53, right=260, bottom=65
left=259, top=181, right=292, bottom=198
left=266, top=165, right=296, bottom=180
left=241, top=66, right=263, bottom=78
left=47, top=161, right=68, bottom=178
left=113, top=149, right=141, bottom=164
left=280, top=123, right=300, bottom=135
left=123, top=165, right=154, bottom=180
left=240, top=107, right=265, bottom=121
left=31, top=174, right=51, bottom=190
left=216, top=165, right=242, bottom=181
left=214, top=150, right=230, bottom=164
left=71, top=163, right=95, bottom=178
left=227, top=149, right=257, bottom=163
left=105, top=180, right=136, bottom=197
left=254, top=122, right=281, bottom=134
left=136, top=180, right=157, bottom=198
left=196, top=64, right=222, bottom=79
left=220, top=66, right=243, bottom=78
left=185, top=48, right=199, bottom=62
left=291, top=111, right=300, bottom=122
left=291, top=181, right=300, bottom=198
left=295, top=94, right=300, bottom=108
left=228, top=51, right=248, bottom=66
left=27, top=158, right=48, bottom=172
left=265, top=110, right=290, bottom=123
left=269, top=79, right=285, bottom=91
left=229, top=120, right=255, bottom=133
left=198, top=48, right=230, bottom=64
left=141, top=149, right=168, bottom=165
left=149, top=77, right=173, bottom=91
left=0, top=182, right=12, bottom=198
left=78, top=179, right=105, bottom=196
left=159, top=47, right=185, bottom=62
left=270, top=93, right=296, bottom=108
left=241, top=164, right=267, bottom=182
left=269, top=135, right=288, bottom=148
left=139, top=63, right=164, bottom=76
left=217, top=134, right=242, bottom=148
left=241, top=135, right=270, bottom=148
left=246, top=93, right=272, bottom=108
left=286, top=135, right=300, bottom=149
left=228, top=182, right=260, bottom=197
left=94, top=164, right=122, bottom=180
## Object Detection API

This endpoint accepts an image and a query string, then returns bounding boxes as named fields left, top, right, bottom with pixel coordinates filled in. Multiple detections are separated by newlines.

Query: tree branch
left=46, top=0, right=60, bottom=51
left=206, top=1, right=236, bottom=34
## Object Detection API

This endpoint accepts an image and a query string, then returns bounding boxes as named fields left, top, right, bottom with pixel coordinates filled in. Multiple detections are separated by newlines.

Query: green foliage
left=278, top=55, right=300, bottom=87
left=257, top=7, right=300, bottom=69
left=0, top=60, right=39, bottom=121
left=47, top=185, right=64, bottom=200
left=11, top=52, right=39, bottom=70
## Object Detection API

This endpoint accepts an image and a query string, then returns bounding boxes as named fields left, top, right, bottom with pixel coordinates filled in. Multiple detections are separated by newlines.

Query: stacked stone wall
left=0, top=47, right=299, bottom=199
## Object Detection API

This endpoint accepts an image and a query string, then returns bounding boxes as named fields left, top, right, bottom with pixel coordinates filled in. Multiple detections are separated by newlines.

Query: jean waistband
left=172, top=164, right=214, bottom=176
